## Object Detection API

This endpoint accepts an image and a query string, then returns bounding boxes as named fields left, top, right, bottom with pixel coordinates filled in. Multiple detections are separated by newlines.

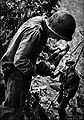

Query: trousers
left=0, top=67, right=32, bottom=120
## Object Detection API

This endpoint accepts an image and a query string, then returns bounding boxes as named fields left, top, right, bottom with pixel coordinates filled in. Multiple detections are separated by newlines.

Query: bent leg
left=0, top=68, right=31, bottom=120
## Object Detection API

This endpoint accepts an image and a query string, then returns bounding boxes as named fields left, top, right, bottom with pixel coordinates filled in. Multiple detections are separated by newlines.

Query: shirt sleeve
left=14, top=26, right=42, bottom=76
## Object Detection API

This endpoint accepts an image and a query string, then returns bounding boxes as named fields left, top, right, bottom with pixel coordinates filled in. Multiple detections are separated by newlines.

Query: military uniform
left=0, top=16, right=49, bottom=119
left=0, top=10, right=76, bottom=119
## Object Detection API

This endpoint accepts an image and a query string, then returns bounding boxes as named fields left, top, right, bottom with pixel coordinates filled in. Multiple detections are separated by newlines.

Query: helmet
left=47, top=10, right=76, bottom=41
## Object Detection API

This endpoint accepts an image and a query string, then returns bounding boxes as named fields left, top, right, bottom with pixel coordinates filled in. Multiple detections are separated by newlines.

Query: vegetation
left=0, top=0, right=84, bottom=120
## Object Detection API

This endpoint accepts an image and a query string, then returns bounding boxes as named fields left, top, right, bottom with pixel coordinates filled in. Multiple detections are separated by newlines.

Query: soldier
left=0, top=10, right=76, bottom=120
left=58, top=60, right=80, bottom=120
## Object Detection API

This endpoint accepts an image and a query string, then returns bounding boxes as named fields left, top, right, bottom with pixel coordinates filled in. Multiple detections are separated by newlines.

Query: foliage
left=0, top=0, right=60, bottom=58
left=0, top=0, right=84, bottom=120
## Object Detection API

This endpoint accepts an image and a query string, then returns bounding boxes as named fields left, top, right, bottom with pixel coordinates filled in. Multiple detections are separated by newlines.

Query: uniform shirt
left=1, top=16, right=48, bottom=76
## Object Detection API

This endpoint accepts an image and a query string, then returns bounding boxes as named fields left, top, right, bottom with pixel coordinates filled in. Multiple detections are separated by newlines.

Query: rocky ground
left=30, top=1, right=84, bottom=120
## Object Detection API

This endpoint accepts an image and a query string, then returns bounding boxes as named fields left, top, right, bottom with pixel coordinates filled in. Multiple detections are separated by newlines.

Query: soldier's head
left=46, top=10, right=76, bottom=41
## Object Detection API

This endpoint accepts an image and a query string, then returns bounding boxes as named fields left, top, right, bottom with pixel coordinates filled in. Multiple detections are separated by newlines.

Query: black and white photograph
left=0, top=0, right=84, bottom=120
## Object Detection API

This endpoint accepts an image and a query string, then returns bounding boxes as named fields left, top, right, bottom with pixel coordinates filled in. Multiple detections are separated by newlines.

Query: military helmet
left=47, top=10, right=76, bottom=41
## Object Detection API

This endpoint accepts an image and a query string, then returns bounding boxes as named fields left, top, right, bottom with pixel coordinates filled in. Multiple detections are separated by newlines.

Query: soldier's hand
left=59, top=44, right=70, bottom=56
left=47, top=48, right=61, bottom=62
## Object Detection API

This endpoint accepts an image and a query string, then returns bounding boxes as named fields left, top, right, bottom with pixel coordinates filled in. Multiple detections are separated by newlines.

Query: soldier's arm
left=47, top=44, right=70, bottom=62
left=14, top=26, right=42, bottom=76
